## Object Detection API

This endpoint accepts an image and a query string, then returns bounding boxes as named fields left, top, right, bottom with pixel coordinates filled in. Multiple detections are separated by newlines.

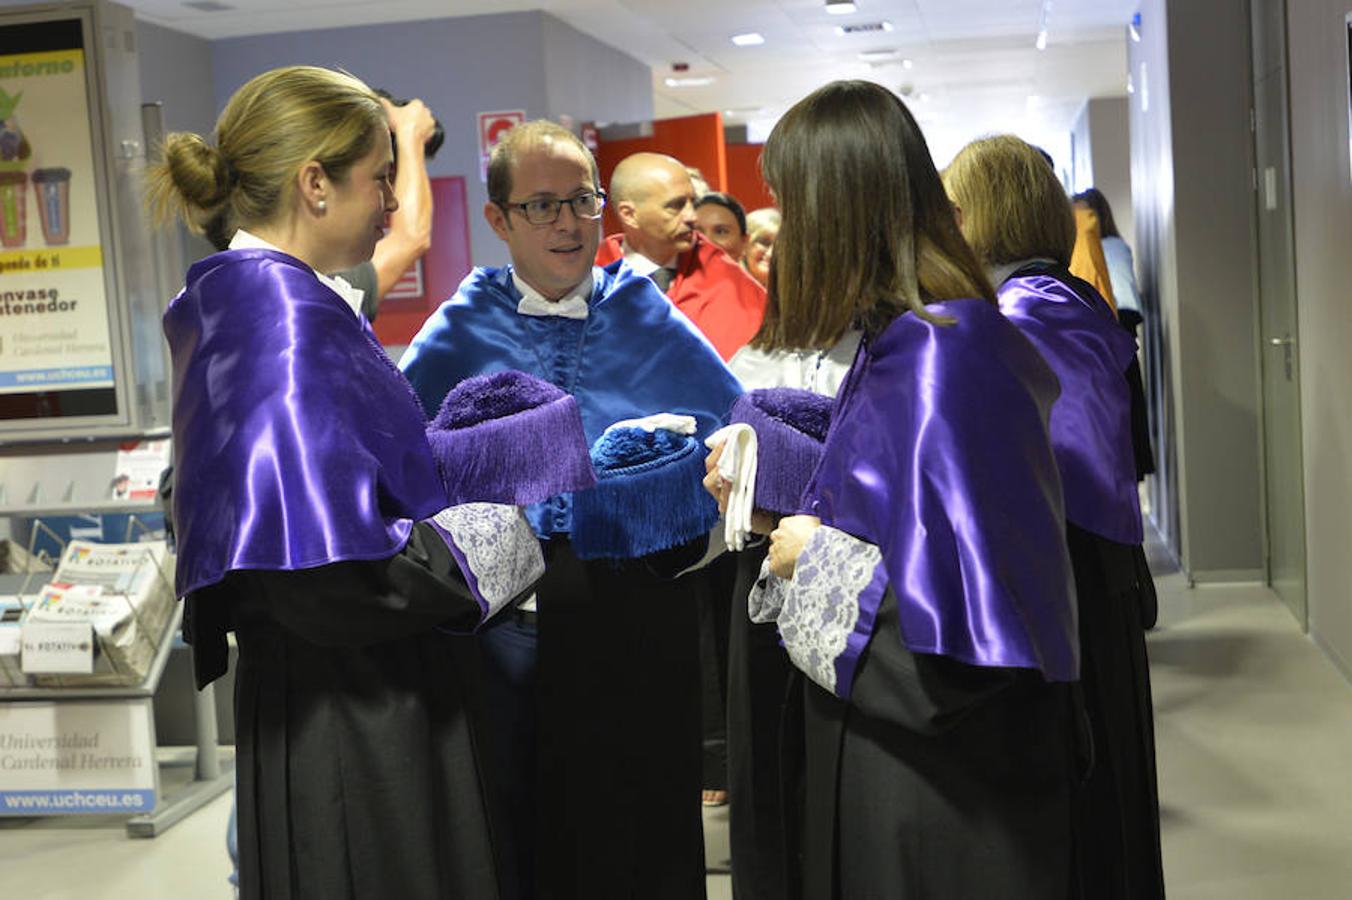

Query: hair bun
left=161, top=131, right=233, bottom=211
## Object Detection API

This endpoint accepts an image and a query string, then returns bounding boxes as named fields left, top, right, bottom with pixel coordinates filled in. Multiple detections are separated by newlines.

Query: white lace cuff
left=431, top=503, right=545, bottom=626
left=747, top=556, right=789, bottom=624
left=777, top=525, right=886, bottom=696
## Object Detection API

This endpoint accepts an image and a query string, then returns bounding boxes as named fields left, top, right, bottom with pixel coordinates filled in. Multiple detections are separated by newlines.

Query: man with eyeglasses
left=400, top=120, right=740, bottom=900
left=596, top=152, right=766, bottom=361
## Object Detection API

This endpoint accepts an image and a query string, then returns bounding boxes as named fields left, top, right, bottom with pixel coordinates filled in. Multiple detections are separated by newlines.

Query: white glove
left=604, top=413, right=698, bottom=435
left=705, top=423, right=758, bottom=551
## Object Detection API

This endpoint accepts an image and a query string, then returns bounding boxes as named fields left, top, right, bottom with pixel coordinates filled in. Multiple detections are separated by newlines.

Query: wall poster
left=0, top=18, right=116, bottom=421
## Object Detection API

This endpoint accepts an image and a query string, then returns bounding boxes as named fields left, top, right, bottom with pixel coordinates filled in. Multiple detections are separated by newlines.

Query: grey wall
left=1129, top=0, right=1182, bottom=555
left=1071, top=96, right=1136, bottom=255
left=1086, top=96, right=1135, bottom=247
left=1129, top=0, right=1265, bottom=579
left=1071, top=101, right=1093, bottom=190
left=210, top=11, right=548, bottom=269
left=135, top=21, right=217, bottom=266
left=541, top=14, right=653, bottom=126
left=135, top=20, right=215, bottom=137
left=209, top=11, right=651, bottom=268
left=1287, top=1, right=1352, bottom=674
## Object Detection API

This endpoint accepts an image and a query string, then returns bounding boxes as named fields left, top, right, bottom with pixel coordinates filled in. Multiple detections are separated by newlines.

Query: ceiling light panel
left=664, top=76, right=716, bottom=88
left=835, top=21, right=894, bottom=36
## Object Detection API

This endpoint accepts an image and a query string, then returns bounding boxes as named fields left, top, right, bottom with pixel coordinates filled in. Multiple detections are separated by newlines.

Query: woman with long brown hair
left=726, top=80, right=1083, bottom=898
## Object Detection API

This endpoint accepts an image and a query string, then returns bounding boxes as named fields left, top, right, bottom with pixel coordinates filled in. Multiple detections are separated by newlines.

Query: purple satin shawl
left=801, top=298, right=1079, bottom=682
left=998, top=274, right=1143, bottom=545
left=164, top=249, right=446, bottom=598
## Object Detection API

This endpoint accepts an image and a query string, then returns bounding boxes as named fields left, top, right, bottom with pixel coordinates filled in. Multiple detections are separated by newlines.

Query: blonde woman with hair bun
left=944, top=133, right=1164, bottom=900
left=154, top=66, right=541, bottom=899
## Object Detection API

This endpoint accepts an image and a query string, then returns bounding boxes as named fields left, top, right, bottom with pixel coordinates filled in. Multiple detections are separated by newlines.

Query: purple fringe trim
left=426, top=391, right=596, bottom=506
left=433, top=370, right=570, bottom=429
left=730, top=389, right=831, bottom=515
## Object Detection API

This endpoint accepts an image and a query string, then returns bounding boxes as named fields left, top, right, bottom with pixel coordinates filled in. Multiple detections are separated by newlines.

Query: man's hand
left=382, top=97, right=436, bottom=153
left=371, top=97, right=437, bottom=308
left=703, top=440, right=732, bottom=513
left=767, top=515, right=821, bottom=579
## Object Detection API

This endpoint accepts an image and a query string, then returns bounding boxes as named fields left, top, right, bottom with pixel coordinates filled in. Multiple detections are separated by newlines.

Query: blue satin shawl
left=998, top=271, right=1144, bottom=545
left=165, top=249, right=446, bottom=597
left=400, top=264, right=743, bottom=538
left=802, top=298, right=1079, bottom=682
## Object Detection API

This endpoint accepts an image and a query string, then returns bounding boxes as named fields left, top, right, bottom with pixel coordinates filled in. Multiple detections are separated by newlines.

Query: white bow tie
left=516, top=292, right=589, bottom=320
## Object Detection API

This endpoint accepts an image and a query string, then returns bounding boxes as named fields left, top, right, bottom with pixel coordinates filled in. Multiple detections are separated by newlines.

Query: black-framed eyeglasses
left=502, top=190, right=607, bottom=225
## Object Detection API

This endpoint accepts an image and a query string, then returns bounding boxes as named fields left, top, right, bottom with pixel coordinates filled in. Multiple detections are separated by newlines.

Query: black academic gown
left=186, top=523, right=517, bottom=900
left=796, top=586, right=1084, bottom=900
left=726, top=543, right=797, bottom=900
left=1066, top=524, right=1165, bottom=899
left=698, top=552, right=739, bottom=796
left=534, top=538, right=708, bottom=900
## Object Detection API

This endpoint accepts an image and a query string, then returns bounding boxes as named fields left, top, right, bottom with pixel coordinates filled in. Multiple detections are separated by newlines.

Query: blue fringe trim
left=570, top=432, right=719, bottom=560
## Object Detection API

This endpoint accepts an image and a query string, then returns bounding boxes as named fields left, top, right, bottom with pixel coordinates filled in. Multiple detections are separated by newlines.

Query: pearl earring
left=317, top=199, right=327, bottom=212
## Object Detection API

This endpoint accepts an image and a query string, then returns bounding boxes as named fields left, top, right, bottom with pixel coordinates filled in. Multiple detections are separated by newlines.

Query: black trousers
left=1067, top=525, right=1165, bottom=899
left=698, top=553, right=739, bottom=792
left=478, top=611, right=540, bottom=900
left=535, top=540, right=707, bottom=900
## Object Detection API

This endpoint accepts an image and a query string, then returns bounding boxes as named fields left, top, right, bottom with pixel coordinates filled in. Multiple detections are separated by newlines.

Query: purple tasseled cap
left=729, top=387, right=835, bottom=515
left=426, top=370, right=596, bottom=507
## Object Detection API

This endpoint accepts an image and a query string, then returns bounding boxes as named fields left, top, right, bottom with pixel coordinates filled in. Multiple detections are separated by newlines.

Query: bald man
left=597, top=152, right=766, bottom=360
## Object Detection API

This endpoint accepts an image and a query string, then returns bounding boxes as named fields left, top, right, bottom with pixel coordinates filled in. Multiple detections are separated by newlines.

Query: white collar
left=228, top=229, right=365, bottom=318
left=620, top=239, right=678, bottom=276
left=512, top=269, right=593, bottom=320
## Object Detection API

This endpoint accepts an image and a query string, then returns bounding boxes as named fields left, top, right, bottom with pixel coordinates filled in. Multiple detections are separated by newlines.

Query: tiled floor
left=5, top=532, right=1352, bottom=898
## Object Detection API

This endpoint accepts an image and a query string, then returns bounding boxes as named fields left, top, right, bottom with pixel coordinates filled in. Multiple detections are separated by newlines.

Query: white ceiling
left=24, top=0, right=1138, bottom=164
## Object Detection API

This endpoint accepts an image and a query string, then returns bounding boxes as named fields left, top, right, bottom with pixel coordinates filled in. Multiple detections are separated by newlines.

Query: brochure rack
left=0, top=516, right=232, bottom=838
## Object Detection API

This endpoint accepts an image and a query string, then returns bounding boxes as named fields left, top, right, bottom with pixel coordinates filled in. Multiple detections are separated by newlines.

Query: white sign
left=0, top=700, right=156, bottom=815
left=384, top=257, right=425, bottom=301
left=20, top=619, right=92, bottom=674
left=27, top=582, right=116, bottom=632
left=0, top=46, right=114, bottom=394
left=111, top=438, right=171, bottom=501
left=0, top=594, right=33, bottom=687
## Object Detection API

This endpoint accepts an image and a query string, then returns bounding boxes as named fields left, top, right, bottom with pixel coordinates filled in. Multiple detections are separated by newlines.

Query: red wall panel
left=372, top=176, right=472, bottom=348
left=723, top=143, right=775, bottom=214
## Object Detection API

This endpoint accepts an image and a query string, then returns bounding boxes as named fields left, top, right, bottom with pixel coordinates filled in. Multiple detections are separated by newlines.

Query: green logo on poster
left=0, top=59, right=75, bottom=79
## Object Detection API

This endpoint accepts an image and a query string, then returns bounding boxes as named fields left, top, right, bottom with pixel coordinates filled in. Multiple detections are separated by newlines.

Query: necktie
left=651, top=267, right=676, bottom=293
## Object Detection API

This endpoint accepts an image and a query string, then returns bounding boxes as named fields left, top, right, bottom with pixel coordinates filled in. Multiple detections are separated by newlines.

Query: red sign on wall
left=580, top=121, right=599, bottom=153
left=371, top=176, right=472, bottom=348
left=477, top=110, right=525, bottom=181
